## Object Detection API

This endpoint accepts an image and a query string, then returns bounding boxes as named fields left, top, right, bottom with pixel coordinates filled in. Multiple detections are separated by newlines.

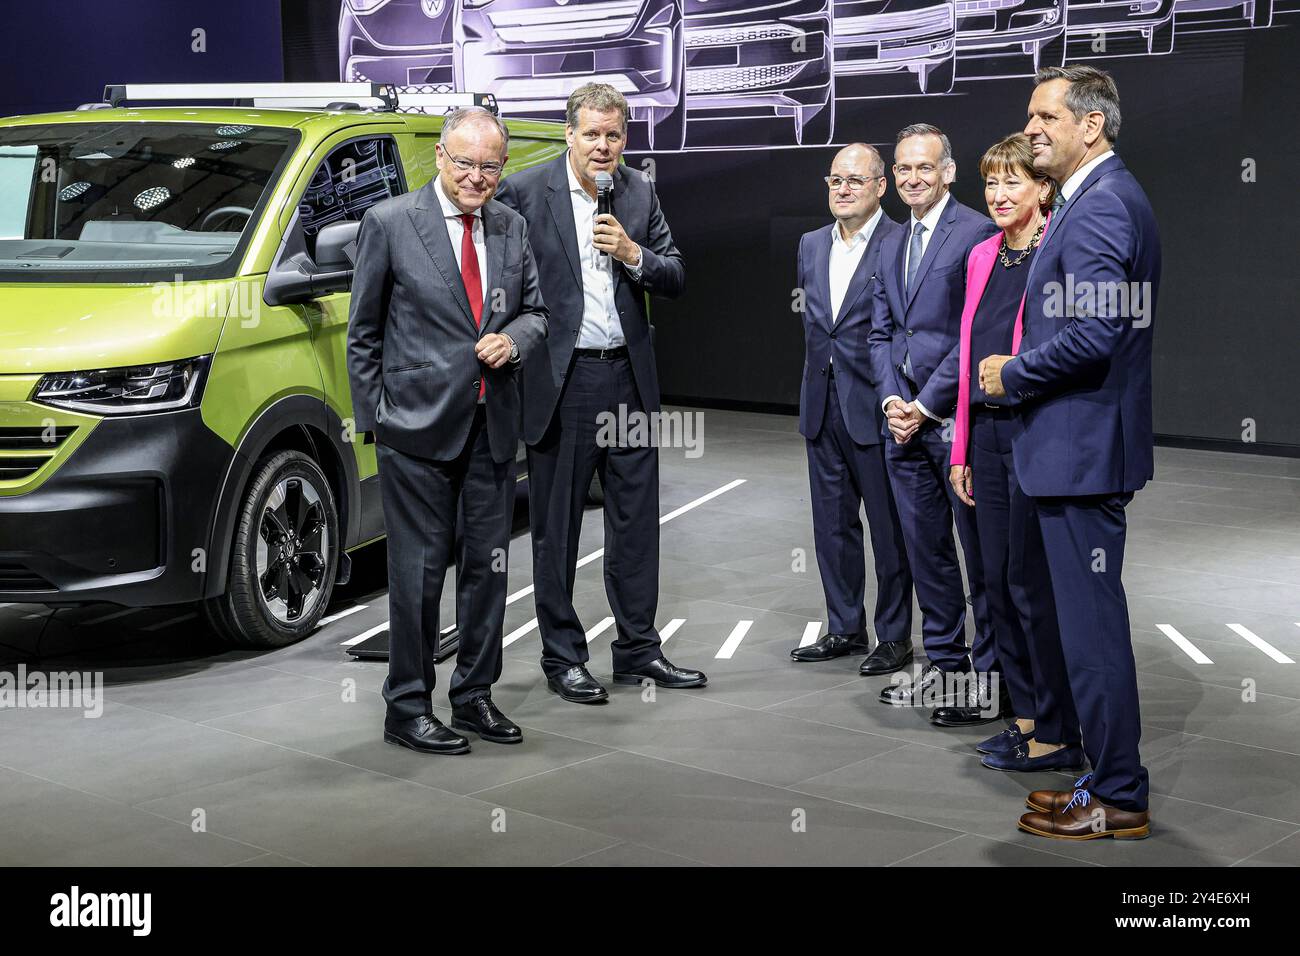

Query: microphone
left=594, top=171, right=613, bottom=261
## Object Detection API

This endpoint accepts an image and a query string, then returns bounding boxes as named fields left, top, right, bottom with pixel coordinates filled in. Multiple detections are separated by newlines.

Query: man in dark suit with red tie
left=981, top=66, right=1160, bottom=839
left=347, top=108, right=548, bottom=754
left=790, top=143, right=913, bottom=669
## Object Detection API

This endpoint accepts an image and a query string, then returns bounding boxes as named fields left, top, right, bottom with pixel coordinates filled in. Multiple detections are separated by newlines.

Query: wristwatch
left=505, top=334, right=520, bottom=363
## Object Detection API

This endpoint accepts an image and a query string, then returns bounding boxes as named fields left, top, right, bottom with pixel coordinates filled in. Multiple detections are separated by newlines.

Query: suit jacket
left=797, top=214, right=902, bottom=444
left=947, top=215, right=1048, bottom=468
left=1002, top=154, right=1160, bottom=497
left=495, top=153, right=685, bottom=445
left=868, top=196, right=999, bottom=428
left=346, top=179, right=548, bottom=463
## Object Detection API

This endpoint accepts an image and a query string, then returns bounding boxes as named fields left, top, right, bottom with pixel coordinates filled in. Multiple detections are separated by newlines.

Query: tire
left=1035, top=29, right=1067, bottom=71
left=648, top=100, right=686, bottom=152
left=203, top=450, right=339, bottom=649
left=920, top=53, right=955, bottom=95
left=795, top=94, right=835, bottom=147
left=1148, top=16, right=1175, bottom=55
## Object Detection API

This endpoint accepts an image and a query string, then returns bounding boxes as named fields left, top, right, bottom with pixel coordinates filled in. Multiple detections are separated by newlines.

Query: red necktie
left=459, top=213, right=485, bottom=399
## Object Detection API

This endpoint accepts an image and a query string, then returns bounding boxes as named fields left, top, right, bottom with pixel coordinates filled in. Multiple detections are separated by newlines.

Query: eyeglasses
left=446, top=154, right=504, bottom=179
left=824, top=175, right=882, bottom=191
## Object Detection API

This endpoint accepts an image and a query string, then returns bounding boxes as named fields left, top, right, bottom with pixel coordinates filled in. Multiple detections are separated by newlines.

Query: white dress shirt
left=434, top=174, right=488, bottom=303
left=567, top=151, right=643, bottom=349
left=902, top=190, right=951, bottom=281
left=883, top=191, right=952, bottom=419
left=829, top=206, right=883, bottom=323
left=434, top=176, right=495, bottom=401
left=1058, top=149, right=1115, bottom=204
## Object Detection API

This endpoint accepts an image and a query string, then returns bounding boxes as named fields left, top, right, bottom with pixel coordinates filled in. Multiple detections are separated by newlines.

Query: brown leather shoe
left=1018, top=792, right=1151, bottom=841
left=1025, top=789, right=1072, bottom=813
left=1026, top=772, right=1093, bottom=813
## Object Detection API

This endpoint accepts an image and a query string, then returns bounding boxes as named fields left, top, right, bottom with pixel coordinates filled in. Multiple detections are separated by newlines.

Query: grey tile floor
left=1, top=408, right=1298, bottom=866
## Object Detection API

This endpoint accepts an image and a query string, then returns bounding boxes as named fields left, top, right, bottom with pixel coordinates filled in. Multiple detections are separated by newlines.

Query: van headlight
left=34, top=355, right=211, bottom=415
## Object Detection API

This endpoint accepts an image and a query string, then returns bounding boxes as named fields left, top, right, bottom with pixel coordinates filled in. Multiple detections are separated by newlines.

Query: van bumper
left=0, top=408, right=235, bottom=607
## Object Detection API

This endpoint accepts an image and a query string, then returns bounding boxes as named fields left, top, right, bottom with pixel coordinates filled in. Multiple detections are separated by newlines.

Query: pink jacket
left=949, top=214, right=1048, bottom=469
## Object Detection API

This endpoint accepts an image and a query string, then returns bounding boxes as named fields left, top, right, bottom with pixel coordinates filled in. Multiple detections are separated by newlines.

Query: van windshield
left=0, top=122, right=297, bottom=282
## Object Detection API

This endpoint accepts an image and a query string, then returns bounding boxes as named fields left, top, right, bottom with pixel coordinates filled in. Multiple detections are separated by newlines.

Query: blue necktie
left=902, top=220, right=926, bottom=382
left=905, top=220, right=926, bottom=298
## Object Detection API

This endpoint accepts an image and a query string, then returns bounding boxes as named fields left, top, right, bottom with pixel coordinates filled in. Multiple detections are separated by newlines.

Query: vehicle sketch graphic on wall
left=336, top=0, right=1285, bottom=149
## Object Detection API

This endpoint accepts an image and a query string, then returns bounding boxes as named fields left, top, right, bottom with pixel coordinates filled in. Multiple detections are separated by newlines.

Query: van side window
left=299, top=137, right=402, bottom=259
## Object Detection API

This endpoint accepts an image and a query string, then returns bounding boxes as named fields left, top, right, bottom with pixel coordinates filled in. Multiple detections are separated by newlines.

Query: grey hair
left=895, top=123, right=953, bottom=167
left=1035, top=64, right=1122, bottom=146
left=565, top=82, right=630, bottom=131
left=441, top=107, right=510, bottom=157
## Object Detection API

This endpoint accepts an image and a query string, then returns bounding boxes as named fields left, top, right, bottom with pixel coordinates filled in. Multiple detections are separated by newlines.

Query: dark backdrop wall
left=646, top=25, right=1300, bottom=454
left=3, top=2, right=1296, bottom=452
left=0, top=1, right=283, bottom=117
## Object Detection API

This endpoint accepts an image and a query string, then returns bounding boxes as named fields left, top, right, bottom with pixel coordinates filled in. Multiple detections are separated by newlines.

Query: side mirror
left=316, top=220, right=359, bottom=271
left=264, top=220, right=360, bottom=307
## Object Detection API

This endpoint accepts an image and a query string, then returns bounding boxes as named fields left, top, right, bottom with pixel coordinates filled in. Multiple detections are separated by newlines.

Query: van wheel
left=203, top=450, right=338, bottom=648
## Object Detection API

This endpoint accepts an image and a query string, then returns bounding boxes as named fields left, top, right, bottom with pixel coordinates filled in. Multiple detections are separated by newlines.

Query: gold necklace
left=998, top=218, right=1045, bottom=268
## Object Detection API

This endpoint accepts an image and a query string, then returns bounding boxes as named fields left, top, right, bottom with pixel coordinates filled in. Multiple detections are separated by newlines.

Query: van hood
left=0, top=280, right=250, bottom=374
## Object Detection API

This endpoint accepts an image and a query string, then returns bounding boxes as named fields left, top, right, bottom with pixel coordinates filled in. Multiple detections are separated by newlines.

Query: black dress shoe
left=930, top=674, right=1008, bottom=726
left=613, top=656, right=707, bottom=688
left=878, top=662, right=956, bottom=706
left=452, top=696, right=523, bottom=744
left=383, top=714, right=471, bottom=755
left=859, top=640, right=914, bottom=676
left=791, top=632, right=869, bottom=662
left=547, top=665, right=609, bottom=704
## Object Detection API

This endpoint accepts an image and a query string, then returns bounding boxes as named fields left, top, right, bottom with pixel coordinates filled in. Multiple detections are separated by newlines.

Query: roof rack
left=94, top=83, right=499, bottom=115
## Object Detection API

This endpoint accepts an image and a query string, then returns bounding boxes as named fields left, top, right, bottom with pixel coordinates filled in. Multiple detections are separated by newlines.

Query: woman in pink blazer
left=947, top=134, right=1084, bottom=773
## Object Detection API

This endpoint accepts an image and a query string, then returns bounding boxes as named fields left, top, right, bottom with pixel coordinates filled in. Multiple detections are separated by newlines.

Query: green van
left=0, top=83, right=565, bottom=648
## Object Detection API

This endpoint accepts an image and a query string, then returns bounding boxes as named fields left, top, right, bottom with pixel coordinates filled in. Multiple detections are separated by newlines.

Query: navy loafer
left=975, top=724, right=1034, bottom=755
left=981, top=744, right=1087, bottom=773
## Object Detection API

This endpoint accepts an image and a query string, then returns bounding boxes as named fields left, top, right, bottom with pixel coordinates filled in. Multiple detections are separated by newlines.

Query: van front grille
left=0, top=562, right=56, bottom=592
left=0, top=426, right=75, bottom=482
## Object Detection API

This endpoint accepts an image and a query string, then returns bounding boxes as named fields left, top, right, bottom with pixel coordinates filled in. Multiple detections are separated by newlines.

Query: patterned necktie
left=905, top=220, right=926, bottom=297
left=459, top=213, right=485, bottom=399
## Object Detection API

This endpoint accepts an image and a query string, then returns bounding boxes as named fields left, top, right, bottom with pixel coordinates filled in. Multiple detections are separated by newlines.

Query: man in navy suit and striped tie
left=867, top=125, right=1001, bottom=722
left=791, top=144, right=913, bottom=668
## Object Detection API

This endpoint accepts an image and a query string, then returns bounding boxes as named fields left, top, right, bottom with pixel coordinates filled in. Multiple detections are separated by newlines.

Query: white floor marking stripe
left=585, top=616, right=616, bottom=641
left=1227, top=624, right=1295, bottom=664
left=503, top=617, right=538, bottom=647
left=659, top=618, right=686, bottom=644
left=657, top=478, right=747, bottom=523
left=141, top=612, right=197, bottom=632
left=319, top=605, right=368, bottom=625
left=505, top=478, right=747, bottom=607
left=716, top=620, right=753, bottom=659
left=799, top=621, right=823, bottom=648
left=81, top=608, right=144, bottom=626
left=1156, top=624, right=1213, bottom=664
left=343, top=622, right=389, bottom=647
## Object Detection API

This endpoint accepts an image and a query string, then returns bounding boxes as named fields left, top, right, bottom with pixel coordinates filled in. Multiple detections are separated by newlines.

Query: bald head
left=827, top=142, right=886, bottom=235
left=834, top=143, right=885, bottom=179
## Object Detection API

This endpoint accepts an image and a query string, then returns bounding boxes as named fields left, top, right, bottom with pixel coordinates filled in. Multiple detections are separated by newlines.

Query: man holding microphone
left=496, top=83, right=706, bottom=703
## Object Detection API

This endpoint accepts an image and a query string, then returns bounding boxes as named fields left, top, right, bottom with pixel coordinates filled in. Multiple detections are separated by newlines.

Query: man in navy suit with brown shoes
left=981, top=66, right=1160, bottom=840
left=790, top=143, right=914, bottom=672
